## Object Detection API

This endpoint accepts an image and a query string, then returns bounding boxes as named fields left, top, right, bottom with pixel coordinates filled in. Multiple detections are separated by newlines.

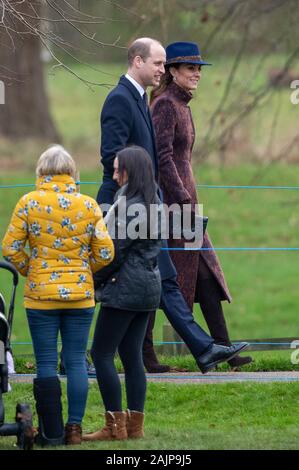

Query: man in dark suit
left=97, top=37, right=248, bottom=374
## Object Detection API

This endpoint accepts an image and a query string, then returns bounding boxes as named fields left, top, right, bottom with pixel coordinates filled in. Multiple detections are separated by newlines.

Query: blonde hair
left=36, top=145, right=77, bottom=180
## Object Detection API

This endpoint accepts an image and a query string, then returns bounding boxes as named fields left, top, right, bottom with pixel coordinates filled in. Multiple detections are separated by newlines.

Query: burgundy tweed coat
left=151, top=81, right=231, bottom=309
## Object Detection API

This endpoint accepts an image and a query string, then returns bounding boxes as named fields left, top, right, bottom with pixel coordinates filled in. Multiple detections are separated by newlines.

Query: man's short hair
left=128, top=38, right=161, bottom=66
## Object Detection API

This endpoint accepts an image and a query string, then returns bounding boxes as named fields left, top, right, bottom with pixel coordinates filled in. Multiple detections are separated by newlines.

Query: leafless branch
left=203, top=21, right=250, bottom=144
left=45, top=0, right=123, bottom=48
left=193, top=0, right=299, bottom=164
left=203, top=0, right=248, bottom=51
left=102, top=0, right=143, bottom=19
left=199, top=42, right=299, bottom=162
left=61, top=0, right=125, bottom=21
left=39, top=35, right=112, bottom=90
left=263, top=91, right=282, bottom=160
left=0, top=0, right=128, bottom=87
left=249, top=131, right=299, bottom=186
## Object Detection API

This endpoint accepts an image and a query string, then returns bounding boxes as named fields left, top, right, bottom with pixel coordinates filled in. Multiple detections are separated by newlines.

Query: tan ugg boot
left=82, top=411, right=127, bottom=441
left=65, top=423, right=82, bottom=445
left=126, top=410, right=144, bottom=439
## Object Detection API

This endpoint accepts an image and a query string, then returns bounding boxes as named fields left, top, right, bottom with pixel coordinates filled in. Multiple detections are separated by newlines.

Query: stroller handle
left=0, top=261, right=19, bottom=287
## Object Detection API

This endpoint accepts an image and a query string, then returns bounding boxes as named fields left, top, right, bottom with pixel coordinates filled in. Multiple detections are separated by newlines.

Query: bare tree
left=1, top=0, right=299, bottom=160
left=0, top=0, right=60, bottom=139
left=0, top=0, right=123, bottom=140
left=122, top=0, right=299, bottom=164
left=196, top=0, right=299, bottom=165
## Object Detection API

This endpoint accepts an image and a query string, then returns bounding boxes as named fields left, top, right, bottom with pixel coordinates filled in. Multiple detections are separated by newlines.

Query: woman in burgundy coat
left=151, top=42, right=252, bottom=368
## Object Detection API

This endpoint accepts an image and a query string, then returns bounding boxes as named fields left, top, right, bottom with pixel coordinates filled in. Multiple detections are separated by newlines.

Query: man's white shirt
left=125, top=73, right=146, bottom=98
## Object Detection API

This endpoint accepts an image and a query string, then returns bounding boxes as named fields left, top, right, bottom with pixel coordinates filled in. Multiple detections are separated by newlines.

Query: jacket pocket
left=94, top=272, right=119, bottom=303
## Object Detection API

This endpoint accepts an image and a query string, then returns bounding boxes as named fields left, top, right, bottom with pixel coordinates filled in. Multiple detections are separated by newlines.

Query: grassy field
left=1, top=164, right=299, bottom=363
left=1, top=54, right=299, bottom=170
left=12, top=351, right=299, bottom=375
left=1, top=56, right=299, bottom=363
left=1, top=381, right=299, bottom=450
left=1, top=57, right=299, bottom=451
left=46, top=55, right=299, bottom=165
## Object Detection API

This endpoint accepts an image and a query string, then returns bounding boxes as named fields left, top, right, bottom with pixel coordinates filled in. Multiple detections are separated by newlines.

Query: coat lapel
left=119, top=75, right=159, bottom=176
left=119, top=76, right=153, bottom=133
left=137, top=100, right=153, bottom=133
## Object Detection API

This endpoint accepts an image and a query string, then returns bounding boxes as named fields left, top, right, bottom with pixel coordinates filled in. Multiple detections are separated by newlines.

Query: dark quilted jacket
left=94, top=190, right=162, bottom=311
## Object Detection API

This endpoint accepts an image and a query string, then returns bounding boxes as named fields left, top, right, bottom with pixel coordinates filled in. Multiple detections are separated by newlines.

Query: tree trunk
left=0, top=1, right=60, bottom=141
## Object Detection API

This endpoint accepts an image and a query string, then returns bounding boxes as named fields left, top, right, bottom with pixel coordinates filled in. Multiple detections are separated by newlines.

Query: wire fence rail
left=2, top=181, right=299, bottom=190
left=10, top=337, right=299, bottom=354
left=1, top=179, right=299, bottom=356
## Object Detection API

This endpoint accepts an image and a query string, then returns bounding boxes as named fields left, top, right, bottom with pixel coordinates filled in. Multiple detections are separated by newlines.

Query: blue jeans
left=26, top=308, right=94, bottom=424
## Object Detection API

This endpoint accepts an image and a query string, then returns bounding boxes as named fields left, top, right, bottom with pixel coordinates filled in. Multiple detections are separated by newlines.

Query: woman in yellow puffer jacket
left=2, top=145, right=114, bottom=447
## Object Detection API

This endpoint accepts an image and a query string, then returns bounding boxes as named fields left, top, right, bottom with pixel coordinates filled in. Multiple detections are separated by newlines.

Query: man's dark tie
left=142, top=92, right=149, bottom=115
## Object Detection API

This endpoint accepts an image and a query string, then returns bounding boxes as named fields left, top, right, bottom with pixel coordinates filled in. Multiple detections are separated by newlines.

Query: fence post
left=0, top=81, right=5, bottom=105
left=162, top=323, right=189, bottom=355
left=162, top=323, right=176, bottom=355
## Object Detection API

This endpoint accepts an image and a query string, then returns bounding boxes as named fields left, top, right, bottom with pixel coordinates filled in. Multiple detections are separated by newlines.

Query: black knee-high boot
left=33, top=376, right=65, bottom=446
left=197, top=279, right=231, bottom=346
left=142, top=312, right=170, bottom=373
left=197, top=279, right=252, bottom=367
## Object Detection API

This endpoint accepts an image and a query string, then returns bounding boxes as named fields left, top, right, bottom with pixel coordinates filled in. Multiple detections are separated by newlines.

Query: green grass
left=1, top=54, right=299, bottom=169
left=1, top=59, right=299, bottom=452
left=11, top=350, right=299, bottom=375
left=45, top=55, right=299, bottom=163
left=1, top=56, right=299, bottom=365
left=1, top=382, right=299, bottom=450
left=1, top=56, right=299, bottom=452
left=1, top=164, right=299, bottom=360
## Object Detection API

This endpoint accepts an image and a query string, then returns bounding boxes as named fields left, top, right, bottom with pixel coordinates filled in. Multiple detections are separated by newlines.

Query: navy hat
left=165, top=42, right=211, bottom=66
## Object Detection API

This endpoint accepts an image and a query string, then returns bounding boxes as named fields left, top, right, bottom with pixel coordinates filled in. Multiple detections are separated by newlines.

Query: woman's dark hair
left=116, top=146, right=157, bottom=215
left=150, top=64, right=180, bottom=104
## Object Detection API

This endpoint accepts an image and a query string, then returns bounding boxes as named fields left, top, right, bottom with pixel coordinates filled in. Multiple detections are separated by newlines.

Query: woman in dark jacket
left=83, top=146, right=162, bottom=442
left=151, top=42, right=252, bottom=368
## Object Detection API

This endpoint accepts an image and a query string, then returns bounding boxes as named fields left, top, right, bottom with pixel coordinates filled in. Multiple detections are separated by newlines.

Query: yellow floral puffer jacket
left=2, top=175, right=114, bottom=309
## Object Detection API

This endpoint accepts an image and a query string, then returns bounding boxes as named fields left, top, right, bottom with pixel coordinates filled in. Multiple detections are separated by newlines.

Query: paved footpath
left=9, top=371, right=299, bottom=385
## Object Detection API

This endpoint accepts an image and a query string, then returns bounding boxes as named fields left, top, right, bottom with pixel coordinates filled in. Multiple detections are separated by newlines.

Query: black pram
left=0, top=260, right=34, bottom=450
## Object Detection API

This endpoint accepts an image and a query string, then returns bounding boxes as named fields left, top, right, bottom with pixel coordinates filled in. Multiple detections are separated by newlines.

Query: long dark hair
left=116, top=146, right=157, bottom=214
left=150, top=64, right=180, bottom=104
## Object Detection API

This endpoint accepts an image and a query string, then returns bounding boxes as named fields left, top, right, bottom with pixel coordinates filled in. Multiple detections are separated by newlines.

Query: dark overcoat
left=151, top=81, right=231, bottom=309
left=97, top=75, right=176, bottom=281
